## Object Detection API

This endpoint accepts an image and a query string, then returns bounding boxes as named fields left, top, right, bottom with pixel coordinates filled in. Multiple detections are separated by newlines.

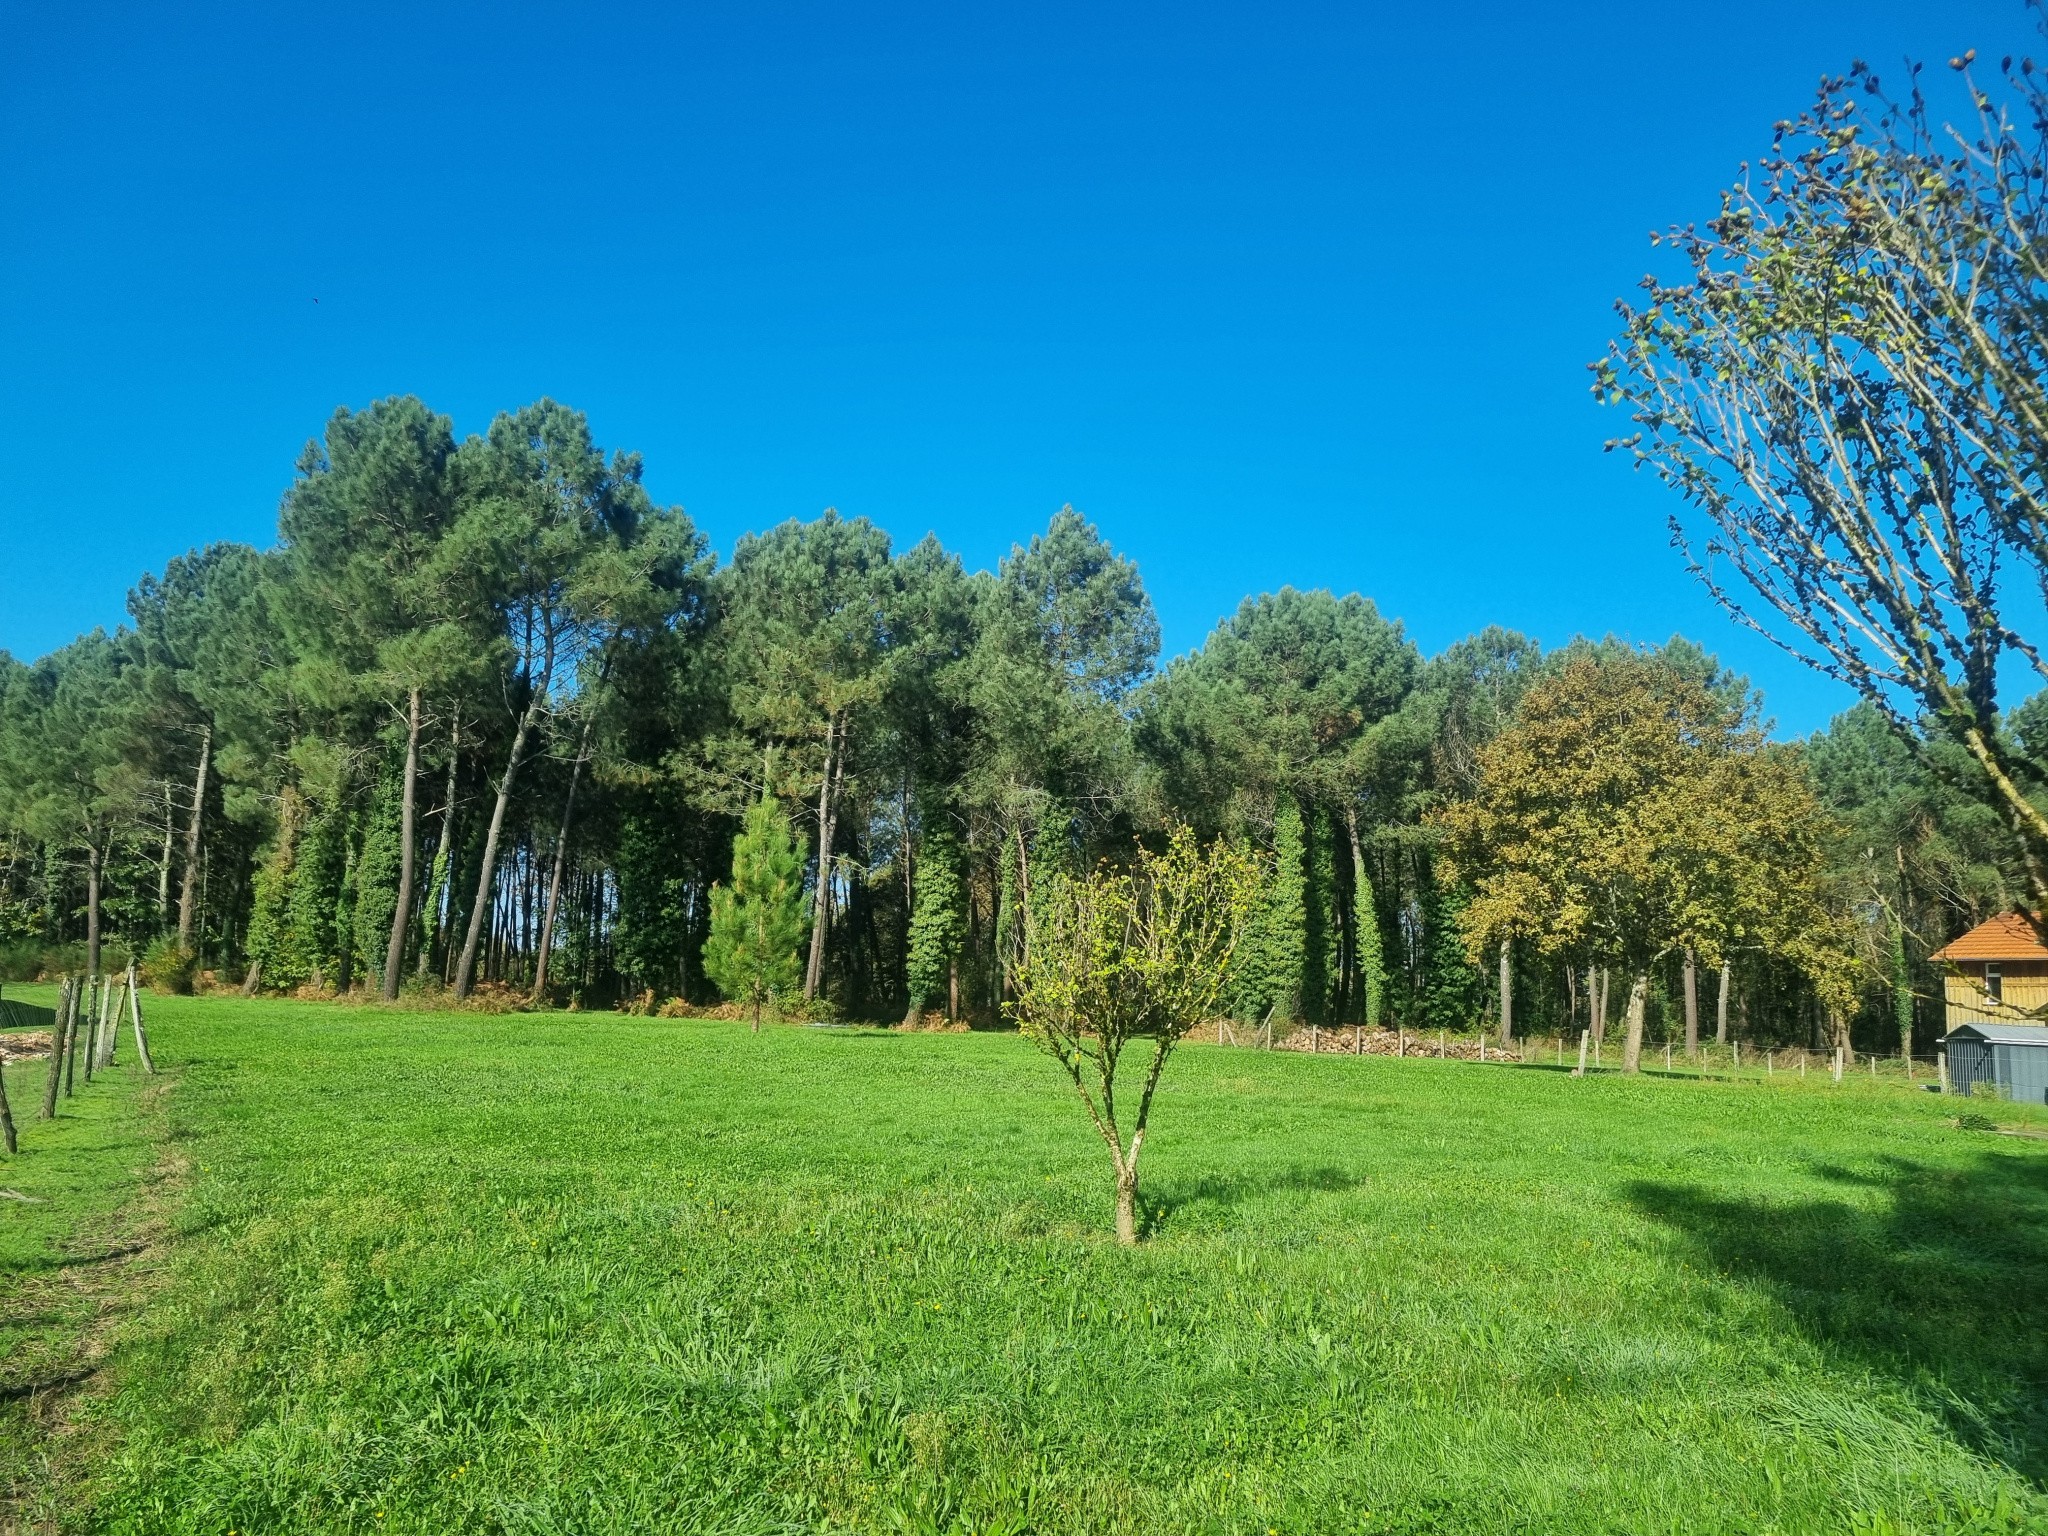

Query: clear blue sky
left=2, top=1, right=2036, bottom=734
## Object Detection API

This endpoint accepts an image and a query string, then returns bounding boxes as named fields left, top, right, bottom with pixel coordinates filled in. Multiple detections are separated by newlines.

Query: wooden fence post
left=62, top=979, right=81, bottom=1097
left=39, top=978, right=72, bottom=1120
left=128, top=965, right=155, bottom=1076
left=82, top=977, right=97, bottom=1083
left=0, top=1050, right=14, bottom=1156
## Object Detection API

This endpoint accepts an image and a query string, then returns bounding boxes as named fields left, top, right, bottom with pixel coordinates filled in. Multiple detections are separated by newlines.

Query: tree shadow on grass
left=1629, top=1145, right=2048, bottom=1480
left=1143, top=1164, right=1363, bottom=1235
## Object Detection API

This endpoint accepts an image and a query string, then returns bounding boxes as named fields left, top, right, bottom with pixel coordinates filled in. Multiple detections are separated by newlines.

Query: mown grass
left=3, top=992, right=2046, bottom=1535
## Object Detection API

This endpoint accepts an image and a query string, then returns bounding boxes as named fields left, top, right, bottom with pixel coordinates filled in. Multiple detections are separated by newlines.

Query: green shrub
left=0, top=940, right=88, bottom=981
left=140, top=937, right=199, bottom=995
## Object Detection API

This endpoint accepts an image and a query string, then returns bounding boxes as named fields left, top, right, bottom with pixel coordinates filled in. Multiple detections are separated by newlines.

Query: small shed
left=1929, top=913, right=2048, bottom=1031
left=1942, top=1021, right=2048, bottom=1104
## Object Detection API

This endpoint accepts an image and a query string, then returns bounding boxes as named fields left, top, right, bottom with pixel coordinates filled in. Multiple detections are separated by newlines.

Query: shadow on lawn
left=1143, top=1164, right=1362, bottom=1233
left=1629, top=1145, right=2048, bottom=1479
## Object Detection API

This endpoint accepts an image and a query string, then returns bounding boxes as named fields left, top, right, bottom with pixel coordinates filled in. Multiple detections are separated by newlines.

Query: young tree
left=1010, top=827, right=1262, bottom=1244
left=702, top=794, right=808, bottom=1030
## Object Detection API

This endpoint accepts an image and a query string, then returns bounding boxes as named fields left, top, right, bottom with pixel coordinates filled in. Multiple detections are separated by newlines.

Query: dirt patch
left=0, top=1033, right=52, bottom=1064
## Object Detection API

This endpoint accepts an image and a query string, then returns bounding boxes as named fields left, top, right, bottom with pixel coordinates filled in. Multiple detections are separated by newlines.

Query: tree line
left=2, top=388, right=2040, bottom=1056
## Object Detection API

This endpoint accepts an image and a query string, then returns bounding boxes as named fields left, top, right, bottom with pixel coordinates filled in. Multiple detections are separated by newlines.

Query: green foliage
left=1231, top=800, right=1306, bottom=1023
left=350, top=756, right=404, bottom=990
left=701, top=796, right=808, bottom=1025
left=612, top=799, right=704, bottom=999
left=1419, top=876, right=1483, bottom=1033
left=139, top=936, right=198, bottom=995
left=1011, top=827, right=1265, bottom=1242
left=904, top=832, right=965, bottom=1012
left=1354, top=854, right=1388, bottom=1029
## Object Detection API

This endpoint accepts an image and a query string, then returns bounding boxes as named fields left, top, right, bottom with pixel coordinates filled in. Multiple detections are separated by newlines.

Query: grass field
left=2, top=989, right=2045, bottom=1535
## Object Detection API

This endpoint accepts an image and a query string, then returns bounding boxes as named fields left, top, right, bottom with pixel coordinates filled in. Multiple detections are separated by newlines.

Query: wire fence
left=1210, top=1018, right=1956, bottom=1089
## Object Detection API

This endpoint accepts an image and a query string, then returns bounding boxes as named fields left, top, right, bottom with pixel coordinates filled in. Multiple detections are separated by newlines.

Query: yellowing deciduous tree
left=1432, top=651, right=1852, bottom=1071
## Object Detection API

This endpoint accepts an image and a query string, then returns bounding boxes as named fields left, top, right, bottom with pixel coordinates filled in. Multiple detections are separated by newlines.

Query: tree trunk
left=1890, top=895, right=1914, bottom=1062
left=1621, top=973, right=1649, bottom=1074
left=532, top=717, right=593, bottom=1003
left=81, top=979, right=97, bottom=1084
left=177, top=725, right=211, bottom=953
left=382, top=688, right=423, bottom=1003
left=156, top=784, right=174, bottom=921
left=1115, top=1164, right=1138, bottom=1246
left=1014, top=821, right=1032, bottom=969
left=1682, top=948, right=1699, bottom=1058
left=804, top=716, right=844, bottom=1001
left=1498, top=938, right=1513, bottom=1043
left=1593, top=968, right=1609, bottom=1045
left=1716, top=961, right=1731, bottom=1044
left=424, top=712, right=462, bottom=979
left=240, top=958, right=263, bottom=997
left=453, top=699, right=545, bottom=1000
left=84, top=843, right=103, bottom=982
left=0, top=1051, right=15, bottom=1156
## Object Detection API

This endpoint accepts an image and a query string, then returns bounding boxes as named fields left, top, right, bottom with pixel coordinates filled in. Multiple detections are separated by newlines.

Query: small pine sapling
left=702, top=795, right=808, bottom=1031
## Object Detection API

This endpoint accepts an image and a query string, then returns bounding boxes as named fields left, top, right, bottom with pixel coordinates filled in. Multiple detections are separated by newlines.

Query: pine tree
left=702, top=795, right=807, bottom=1031
left=904, top=832, right=965, bottom=1020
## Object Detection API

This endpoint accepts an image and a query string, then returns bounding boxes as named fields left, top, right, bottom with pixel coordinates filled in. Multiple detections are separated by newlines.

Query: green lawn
left=2, top=991, right=2045, bottom=1535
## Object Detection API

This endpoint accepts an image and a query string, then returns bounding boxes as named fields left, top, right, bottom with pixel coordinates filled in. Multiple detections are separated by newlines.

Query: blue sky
left=2, top=0, right=2036, bottom=735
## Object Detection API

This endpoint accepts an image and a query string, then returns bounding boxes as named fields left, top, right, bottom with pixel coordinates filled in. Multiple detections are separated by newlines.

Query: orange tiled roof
left=1930, top=912, right=2048, bottom=963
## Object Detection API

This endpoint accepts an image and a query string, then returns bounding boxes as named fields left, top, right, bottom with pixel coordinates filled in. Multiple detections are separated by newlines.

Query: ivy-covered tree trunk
left=1343, top=811, right=1387, bottom=1029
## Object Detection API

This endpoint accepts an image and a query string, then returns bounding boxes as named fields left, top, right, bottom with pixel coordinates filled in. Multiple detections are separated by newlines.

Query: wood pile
left=1273, top=1026, right=1523, bottom=1063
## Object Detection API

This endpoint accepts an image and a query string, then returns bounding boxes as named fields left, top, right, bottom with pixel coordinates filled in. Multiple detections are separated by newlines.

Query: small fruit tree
left=702, top=794, right=808, bottom=1031
left=1011, top=826, right=1263, bottom=1244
